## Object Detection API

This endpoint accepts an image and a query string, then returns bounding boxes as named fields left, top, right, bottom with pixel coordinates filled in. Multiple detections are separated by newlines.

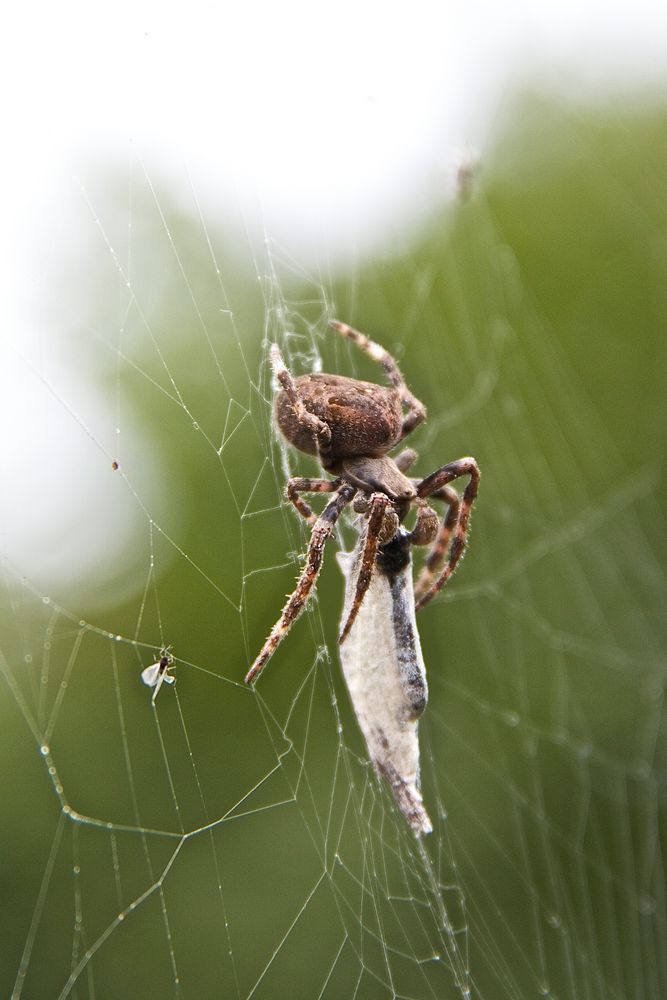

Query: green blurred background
left=2, top=94, right=666, bottom=998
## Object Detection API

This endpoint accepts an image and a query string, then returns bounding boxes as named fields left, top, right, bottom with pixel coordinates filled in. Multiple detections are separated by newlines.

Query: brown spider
left=244, top=320, right=480, bottom=685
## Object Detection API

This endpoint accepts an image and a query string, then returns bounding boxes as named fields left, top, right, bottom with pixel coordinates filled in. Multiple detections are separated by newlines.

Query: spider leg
left=270, top=344, right=334, bottom=468
left=393, top=448, right=418, bottom=473
left=329, top=321, right=426, bottom=439
left=338, top=493, right=391, bottom=644
left=413, top=457, right=480, bottom=611
left=287, top=477, right=341, bottom=524
left=412, top=486, right=461, bottom=598
left=245, top=483, right=356, bottom=684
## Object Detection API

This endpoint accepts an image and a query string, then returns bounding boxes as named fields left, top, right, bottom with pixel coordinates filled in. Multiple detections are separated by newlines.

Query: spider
left=244, top=320, right=480, bottom=685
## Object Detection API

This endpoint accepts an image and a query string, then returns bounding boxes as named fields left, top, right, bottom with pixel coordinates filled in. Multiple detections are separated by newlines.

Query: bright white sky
left=3, top=0, right=667, bottom=272
left=1, top=0, right=666, bottom=603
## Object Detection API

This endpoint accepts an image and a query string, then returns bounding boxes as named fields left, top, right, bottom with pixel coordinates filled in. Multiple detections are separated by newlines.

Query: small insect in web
left=245, top=321, right=480, bottom=833
left=141, top=647, right=176, bottom=704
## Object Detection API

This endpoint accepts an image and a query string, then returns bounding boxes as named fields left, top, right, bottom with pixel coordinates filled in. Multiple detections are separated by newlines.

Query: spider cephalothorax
left=245, top=320, right=479, bottom=684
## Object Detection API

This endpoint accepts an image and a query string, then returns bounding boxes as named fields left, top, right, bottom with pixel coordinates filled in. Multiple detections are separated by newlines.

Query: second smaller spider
left=245, top=320, right=480, bottom=685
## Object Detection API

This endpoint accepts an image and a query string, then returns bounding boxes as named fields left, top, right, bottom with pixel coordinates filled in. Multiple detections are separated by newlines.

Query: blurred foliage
left=2, top=94, right=666, bottom=999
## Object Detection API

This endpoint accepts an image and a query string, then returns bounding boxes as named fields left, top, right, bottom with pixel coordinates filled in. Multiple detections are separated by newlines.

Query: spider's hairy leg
left=339, top=493, right=397, bottom=644
left=286, top=477, right=341, bottom=524
left=413, top=458, right=480, bottom=611
left=412, top=486, right=460, bottom=596
left=394, top=448, right=418, bottom=473
left=270, top=344, right=334, bottom=468
left=328, top=321, right=426, bottom=438
left=245, top=484, right=356, bottom=685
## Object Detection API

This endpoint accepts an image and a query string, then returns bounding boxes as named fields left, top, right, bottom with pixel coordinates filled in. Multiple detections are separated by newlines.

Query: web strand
left=2, top=144, right=665, bottom=1000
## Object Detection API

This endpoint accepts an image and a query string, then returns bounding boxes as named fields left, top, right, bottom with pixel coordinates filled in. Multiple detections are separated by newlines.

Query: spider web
left=2, top=96, right=666, bottom=1000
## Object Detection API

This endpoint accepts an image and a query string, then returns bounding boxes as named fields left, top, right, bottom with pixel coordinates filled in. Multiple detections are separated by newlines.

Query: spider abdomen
left=275, top=373, right=403, bottom=460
